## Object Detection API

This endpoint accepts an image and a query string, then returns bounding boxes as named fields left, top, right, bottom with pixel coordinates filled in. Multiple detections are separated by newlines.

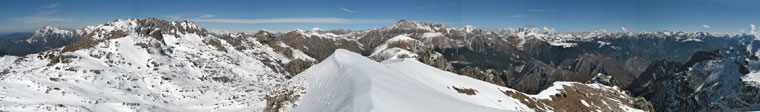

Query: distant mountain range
left=0, top=26, right=92, bottom=56
left=0, top=18, right=759, bottom=111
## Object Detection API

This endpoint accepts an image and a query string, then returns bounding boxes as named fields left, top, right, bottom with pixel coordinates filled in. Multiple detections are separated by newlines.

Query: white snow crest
left=295, top=49, right=531, bottom=112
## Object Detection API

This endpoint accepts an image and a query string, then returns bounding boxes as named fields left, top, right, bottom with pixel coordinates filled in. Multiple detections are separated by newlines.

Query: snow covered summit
left=284, top=49, right=646, bottom=112
left=0, top=18, right=316, bottom=111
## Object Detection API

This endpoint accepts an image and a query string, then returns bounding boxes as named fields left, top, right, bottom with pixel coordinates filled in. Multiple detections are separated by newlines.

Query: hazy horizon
left=2, top=0, right=760, bottom=33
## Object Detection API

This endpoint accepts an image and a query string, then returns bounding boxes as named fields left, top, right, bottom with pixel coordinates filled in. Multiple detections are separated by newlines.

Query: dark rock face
left=218, top=31, right=317, bottom=78
left=136, top=18, right=209, bottom=38
left=627, top=60, right=685, bottom=98
left=626, top=50, right=760, bottom=111
left=278, top=31, right=364, bottom=61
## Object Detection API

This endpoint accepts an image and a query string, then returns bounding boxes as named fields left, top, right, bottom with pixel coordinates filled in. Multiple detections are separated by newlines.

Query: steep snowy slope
left=275, top=49, right=647, bottom=112
left=0, top=18, right=315, bottom=111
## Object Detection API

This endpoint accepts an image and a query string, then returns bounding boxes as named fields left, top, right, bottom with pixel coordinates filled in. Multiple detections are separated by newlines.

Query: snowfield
left=296, top=49, right=528, bottom=112
left=290, top=49, right=644, bottom=112
left=0, top=18, right=314, bottom=111
left=745, top=72, right=760, bottom=83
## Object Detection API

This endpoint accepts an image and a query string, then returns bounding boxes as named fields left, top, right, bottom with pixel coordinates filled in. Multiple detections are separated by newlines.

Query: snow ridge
left=291, top=49, right=645, bottom=112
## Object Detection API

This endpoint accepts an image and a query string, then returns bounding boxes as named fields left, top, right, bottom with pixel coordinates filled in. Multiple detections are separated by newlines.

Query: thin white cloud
left=199, top=14, right=215, bottom=18
left=162, top=13, right=216, bottom=20
left=162, top=14, right=183, bottom=20
left=750, top=24, right=757, bottom=35
left=340, top=8, right=354, bottom=13
left=12, top=3, right=77, bottom=23
left=194, top=18, right=393, bottom=24
left=702, top=24, right=711, bottom=28
left=528, top=9, right=550, bottom=12
left=35, top=9, right=60, bottom=16
left=36, top=3, right=61, bottom=16
left=414, top=4, right=436, bottom=10
left=511, top=15, right=527, bottom=18
left=14, top=17, right=78, bottom=23
left=621, top=26, right=628, bottom=32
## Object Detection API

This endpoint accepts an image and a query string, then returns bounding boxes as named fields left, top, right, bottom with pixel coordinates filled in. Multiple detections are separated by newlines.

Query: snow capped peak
left=371, top=35, right=420, bottom=56
left=464, top=25, right=476, bottom=32
left=326, top=49, right=361, bottom=62
left=296, top=49, right=528, bottom=111
left=27, top=25, right=74, bottom=43
left=34, top=25, right=69, bottom=34
left=386, top=35, right=415, bottom=43
left=290, top=27, right=347, bottom=39
left=392, top=19, right=440, bottom=31
left=255, top=30, right=274, bottom=36
left=393, top=19, right=420, bottom=28
left=309, top=27, right=322, bottom=31
left=394, top=19, right=412, bottom=26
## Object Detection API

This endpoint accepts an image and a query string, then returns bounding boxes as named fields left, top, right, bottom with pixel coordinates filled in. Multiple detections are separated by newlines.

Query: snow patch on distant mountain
left=422, top=32, right=443, bottom=39
left=370, top=35, right=416, bottom=56
left=744, top=72, right=760, bottom=84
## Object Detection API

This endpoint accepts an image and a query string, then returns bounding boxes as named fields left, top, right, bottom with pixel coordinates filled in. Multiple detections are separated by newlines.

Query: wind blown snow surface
left=291, top=49, right=644, bottom=112
left=295, top=49, right=528, bottom=111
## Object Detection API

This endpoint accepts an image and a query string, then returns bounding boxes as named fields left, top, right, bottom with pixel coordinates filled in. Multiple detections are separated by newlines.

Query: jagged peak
left=39, top=25, right=58, bottom=30
left=392, top=19, right=428, bottom=29
left=309, top=27, right=322, bottom=32
left=26, top=25, right=74, bottom=43
left=394, top=19, right=421, bottom=26
left=95, top=18, right=206, bottom=34
left=395, top=19, right=410, bottom=25
left=34, top=25, right=70, bottom=34
left=255, top=30, right=274, bottom=37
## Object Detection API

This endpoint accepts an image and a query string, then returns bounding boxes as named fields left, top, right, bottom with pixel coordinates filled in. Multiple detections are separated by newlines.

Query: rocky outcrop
left=627, top=50, right=760, bottom=111
left=368, top=35, right=453, bottom=71
left=502, top=82, right=654, bottom=112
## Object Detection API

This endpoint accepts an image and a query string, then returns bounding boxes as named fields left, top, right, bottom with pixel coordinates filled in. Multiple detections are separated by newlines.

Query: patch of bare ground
left=203, top=38, right=227, bottom=52
left=451, top=86, right=478, bottom=95
left=62, top=29, right=128, bottom=53
left=265, top=82, right=305, bottom=112
left=264, top=88, right=296, bottom=112
left=501, top=83, right=653, bottom=112
left=0, top=69, right=9, bottom=79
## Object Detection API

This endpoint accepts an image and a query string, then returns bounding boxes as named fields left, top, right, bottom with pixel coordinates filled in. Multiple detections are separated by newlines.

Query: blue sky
left=1, top=0, right=759, bottom=33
